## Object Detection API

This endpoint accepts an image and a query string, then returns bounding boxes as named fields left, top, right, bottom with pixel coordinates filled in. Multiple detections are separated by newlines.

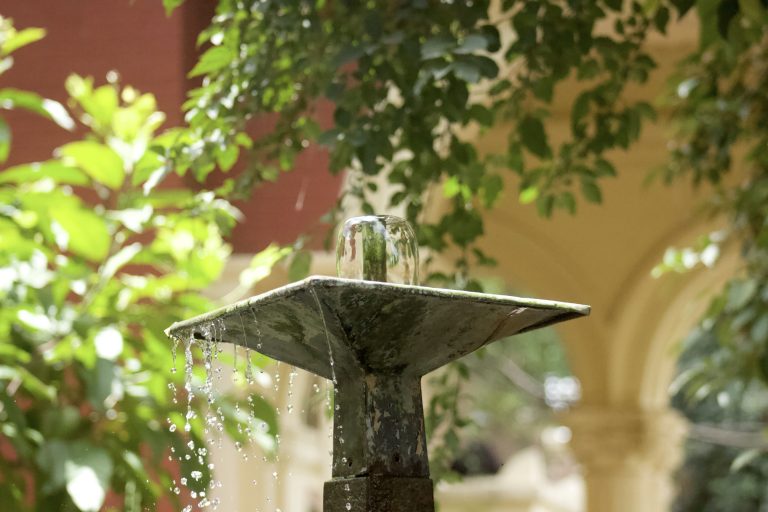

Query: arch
left=607, top=222, right=740, bottom=409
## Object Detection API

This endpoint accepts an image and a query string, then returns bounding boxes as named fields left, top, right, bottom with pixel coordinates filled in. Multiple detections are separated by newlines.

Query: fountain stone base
left=324, top=476, right=434, bottom=512
left=166, top=276, right=589, bottom=512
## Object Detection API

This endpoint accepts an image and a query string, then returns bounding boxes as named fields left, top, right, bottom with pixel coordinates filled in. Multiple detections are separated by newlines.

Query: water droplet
left=183, top=334, right=195, bottom=433
left=310, top=288, right=337, bottom=385
left=171, top=337, right=179, bottom=374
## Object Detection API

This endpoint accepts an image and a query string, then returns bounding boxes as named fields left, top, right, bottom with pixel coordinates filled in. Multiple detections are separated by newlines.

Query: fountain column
left=324, top=369, right=434, bottom=511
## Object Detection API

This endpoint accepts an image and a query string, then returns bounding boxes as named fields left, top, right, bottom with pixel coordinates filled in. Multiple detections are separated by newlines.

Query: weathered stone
left=165, top=276, right=590, bottom=511
left=324, top=476, right=435, bottom=512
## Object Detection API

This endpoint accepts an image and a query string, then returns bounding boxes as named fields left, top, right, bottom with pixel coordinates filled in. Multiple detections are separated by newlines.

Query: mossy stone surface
left=166, top=276, right=590, bottom=511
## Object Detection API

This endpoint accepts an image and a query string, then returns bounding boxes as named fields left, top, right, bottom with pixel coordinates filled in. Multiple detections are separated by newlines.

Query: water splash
left=169, top=304, right=328, bottom=511
left=183, top=331, right=196, bottom=433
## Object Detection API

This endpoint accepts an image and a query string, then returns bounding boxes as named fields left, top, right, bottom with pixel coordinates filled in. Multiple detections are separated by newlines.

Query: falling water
left=286, top=367, right=298, bottom=415
left=167, top=294, right=339, bottom=511
left=309, top=287, right=351, bottom=510
left=309, top=288, right=337, bottom=386
left=184, top=331, right=195, bottom=433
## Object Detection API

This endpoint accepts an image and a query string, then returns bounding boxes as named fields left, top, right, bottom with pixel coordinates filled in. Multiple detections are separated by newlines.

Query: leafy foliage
left=672, top=327, right=768, bottom=510
left=652, top=1, right=768, bottom=506
left=0, top=21, right=274, bottom=511
left=658, top=0, right=768, bottom=397
left=169, top=0, right=665, bottom=288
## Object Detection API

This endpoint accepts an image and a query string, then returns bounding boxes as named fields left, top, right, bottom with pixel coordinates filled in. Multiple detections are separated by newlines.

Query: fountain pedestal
left=166, top=276, right=589, bottom=512
left=324, top=476, right=434, bottom=512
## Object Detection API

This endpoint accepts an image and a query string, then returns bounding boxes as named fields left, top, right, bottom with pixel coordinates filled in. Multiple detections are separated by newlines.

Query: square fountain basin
left=166, top=276, right=589, bottom=379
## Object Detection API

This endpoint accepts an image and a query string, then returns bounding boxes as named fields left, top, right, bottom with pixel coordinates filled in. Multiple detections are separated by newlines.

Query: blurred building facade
left=1, top=2, right=733, bottom=512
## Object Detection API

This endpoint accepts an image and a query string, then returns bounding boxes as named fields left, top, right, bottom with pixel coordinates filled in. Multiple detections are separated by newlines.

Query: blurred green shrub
left=0, top=17, right=274, bottom=511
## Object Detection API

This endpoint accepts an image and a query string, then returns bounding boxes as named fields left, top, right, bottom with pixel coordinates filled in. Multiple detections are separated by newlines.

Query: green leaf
left=0, top=366, right=55, bottom=400
left=421, top=35, right=454, bottom=60
left=671, top=0, right=696, bottom=18
left=634, top=101, right=657, bottom=121
left=446, top=208, right=483, bottom=246
left=698, top=0, right=722, bottom=48
left=189, top=46, right=235, bottom=77
left=0, top=161, right=90, bottom=185
left=532, top=77, right=554, bottom=102
left=727, top=279, right=758, bottom=311
left=36, top=441, right=69, bottom=492
left=571, top=92, right=590, bottom=134
left=751, top=314, right=768, bottom=342
left=594, top=158, right=617, bottom=177
left=2, top=27, right=46, bottom=55
left=580, top=179, right=603, bottom=203
left=41, top=100, right=75, bottom=131
left=288, top=250, right=312, bottom=282
left=654, top=6, right=671, bottom=33
left=470, top=55, right=499, bottom=79
left=162, top=0, right=186, bottom=15
left=0, top=89, right=74, bottom=130
left=481, top=174, right=503, bottom=207
left=0, top=344, right=31, bottom=364
left=519, top=186, right=539, bottom=204
left=87, top=85, right=119, bottom=130
left=240, top=244, right=292, bottom=288
left=58, top=141, right=125, bottom=189
left=50, top=206, right=111, bottom=262
left=453, top=34, right=488, bottom=55
left=217, top=144, right=239, bottom=172
left=468, top=104, right=493, bottom=127
left=717, top=0, right=739, bottom=38
left=102, top=242, right=142, bottom=280
left=507, top=143, right=523, bottom=172
left=443, top=176, right=462, bottom=198
left=732, top=448, right=764, bottom=472
left=519, top=116, right=551, bottom=159
left=452, top=61, right=480, bottom=83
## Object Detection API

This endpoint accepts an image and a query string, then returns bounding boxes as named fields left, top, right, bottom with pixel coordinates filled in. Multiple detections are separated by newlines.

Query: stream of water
left=167, top=302, right=339, bottom=512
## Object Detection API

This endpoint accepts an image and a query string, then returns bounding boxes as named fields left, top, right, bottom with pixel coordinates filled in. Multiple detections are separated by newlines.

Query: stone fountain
left=166, top=216, right=589, bottom=512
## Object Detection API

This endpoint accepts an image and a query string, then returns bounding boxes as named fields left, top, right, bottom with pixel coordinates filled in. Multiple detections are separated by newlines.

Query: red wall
left=0, top=0, right=342, bottom=253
